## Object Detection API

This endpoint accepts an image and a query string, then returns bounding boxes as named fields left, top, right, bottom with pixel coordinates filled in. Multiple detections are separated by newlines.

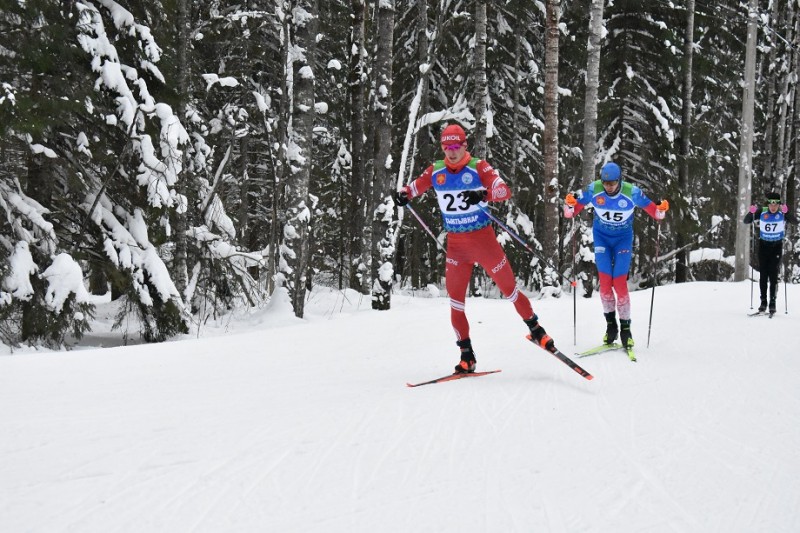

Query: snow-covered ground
left=2, top=281, right=799, bottom=532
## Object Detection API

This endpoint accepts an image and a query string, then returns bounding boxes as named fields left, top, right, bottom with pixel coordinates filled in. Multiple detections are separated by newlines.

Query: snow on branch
left=1, top=242, right=36, bottom=304
left=86, top=194, right=183, bottom=308
left=188, top=225, right=265, bottom=306
left=76, top=1, right=188, bottom=211
left=0, top=181, right=57, bottom=254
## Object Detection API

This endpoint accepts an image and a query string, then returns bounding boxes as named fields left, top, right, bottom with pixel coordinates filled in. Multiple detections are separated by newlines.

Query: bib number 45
left=601, top=211, right=624, bottom=222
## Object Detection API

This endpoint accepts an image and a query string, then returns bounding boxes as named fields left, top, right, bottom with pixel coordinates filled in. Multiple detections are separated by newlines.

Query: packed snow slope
left=2, top=281, right=799, bottom=532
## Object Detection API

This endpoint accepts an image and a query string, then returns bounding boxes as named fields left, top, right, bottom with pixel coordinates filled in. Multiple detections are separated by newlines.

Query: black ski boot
left=524, top=314, right=554, bottom=351
left=603, top=311, right=618, bottom=345
left=620, top=319, right=634, bottom=348
left=758, top=298, right=767, bottom=313
left=454, top=339, right=477, bottom=374
left=769, top=298, right=776, bottom=315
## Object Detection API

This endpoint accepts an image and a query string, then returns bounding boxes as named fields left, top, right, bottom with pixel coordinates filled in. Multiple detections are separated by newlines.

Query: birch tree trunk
left=348, top=0, right=368, bottom=293
left=734, top=0, right=759, bottom=281
left=285, top=0, right=317, bottom=317
left=580, top=0, right=604, bottom=185
left=542, top=0, right=561, bottom=278
left=472, top=0, right=488, bottom=157
left=370, top=0, right=395, bottom=310
left=675, top=0, right=695, bottom=284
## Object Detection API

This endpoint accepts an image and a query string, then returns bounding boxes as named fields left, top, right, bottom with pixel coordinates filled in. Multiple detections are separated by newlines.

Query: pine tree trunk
left=760, top=0, right=781, bottom=187
left=370, top=0, right=395, bottom=310
left=580, top=0, right=604, bottom=185
left=472, top=1, right=488, bottom=157
left=173, top=0, right=190, bottom=298
left=774, top=1, right=796, bottom=190
left=285, top=0, right=317, bottom=318
left=734, top=0, right=759, bottom=281
left=542, top=0, right=561, bottom=277
left=348, top=0, right=368, bottom=293
left=675, top=0, right=695, bottom=284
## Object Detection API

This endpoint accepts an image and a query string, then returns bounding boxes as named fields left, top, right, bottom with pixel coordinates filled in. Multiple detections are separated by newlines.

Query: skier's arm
left=395, top=165, right=434, bottom=205
left=477, top=160, right=511, bottom=202
left=743, top=205, right=758, bottom=224
left=564, top=192, right=586, bottom=217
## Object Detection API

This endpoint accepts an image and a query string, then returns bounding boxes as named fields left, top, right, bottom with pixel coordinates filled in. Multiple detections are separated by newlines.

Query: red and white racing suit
left=402, top=152, right=534, bottom=341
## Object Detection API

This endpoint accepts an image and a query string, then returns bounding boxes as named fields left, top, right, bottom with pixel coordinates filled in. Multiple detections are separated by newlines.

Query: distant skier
left=743, top=191, right=797, bottom=314
left=394, top=123, right=556, bottom=374
left=563, top=162, right=669, bottom=349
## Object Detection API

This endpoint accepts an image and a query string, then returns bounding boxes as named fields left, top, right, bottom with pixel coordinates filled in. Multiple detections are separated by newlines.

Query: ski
left=406, top=369, right=501, bottom=388
left=748, top=311, right=767, bottom=317
left=577, top=342, right=636, bottom=362
left=625, top=347, right=637, bottom=362
left=526, top=335, right=594, bottom=380
left=576, top=343, right=623, bottom=357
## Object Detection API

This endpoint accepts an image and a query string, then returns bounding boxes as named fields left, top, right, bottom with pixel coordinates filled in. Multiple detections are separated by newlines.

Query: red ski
left=406, top=369, right=501, bottom=388
left=526, top=335, right=594, bottom=380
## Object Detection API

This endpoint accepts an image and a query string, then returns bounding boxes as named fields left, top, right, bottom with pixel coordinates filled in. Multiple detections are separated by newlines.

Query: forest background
left=1, top=0, right=798, bottom=348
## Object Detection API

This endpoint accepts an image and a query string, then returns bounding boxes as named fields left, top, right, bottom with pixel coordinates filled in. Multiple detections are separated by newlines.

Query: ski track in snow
left=2, top=282, right=800, bottom=532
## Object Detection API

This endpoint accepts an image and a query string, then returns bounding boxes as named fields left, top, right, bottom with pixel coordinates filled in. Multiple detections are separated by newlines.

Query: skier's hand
left=654, top=199, right=669, bottom=220
left=565, top=193, right=578, bottom=207
left=563, top=205, right=575, bottom=219
left=781, top=204, right=789, bottom=214
left=393, top=189, right=410, bottom=207
left=462, top=189, right=487, bottom=206
left=749, top=204, right=758, bottom=214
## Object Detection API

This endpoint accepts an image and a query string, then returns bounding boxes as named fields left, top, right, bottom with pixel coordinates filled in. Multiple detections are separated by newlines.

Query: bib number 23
left=443, top=192, right=470, bottom=212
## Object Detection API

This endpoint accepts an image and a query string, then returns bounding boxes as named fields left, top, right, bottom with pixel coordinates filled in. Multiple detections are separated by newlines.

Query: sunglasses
left=767, top=199, right=781, bottom=204
left=443, top=144, right=463, bottom=151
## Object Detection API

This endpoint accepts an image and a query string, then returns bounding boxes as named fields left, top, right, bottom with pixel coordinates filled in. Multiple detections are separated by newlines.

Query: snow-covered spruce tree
left=303, top=0, right=353, bottom=293
left=0, top=1, right=96, bottom=346
left=671, top=0, right=745, bottom=274
left=0, top=1, right=197, bottom=344
left=176, top=4, right=285, bottom=318
left=594, top=1, right=683, bottom=281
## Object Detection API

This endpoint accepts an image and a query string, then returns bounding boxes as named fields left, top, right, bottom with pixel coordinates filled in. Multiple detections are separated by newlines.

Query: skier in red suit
left=394, top=124, right=556, bottom=373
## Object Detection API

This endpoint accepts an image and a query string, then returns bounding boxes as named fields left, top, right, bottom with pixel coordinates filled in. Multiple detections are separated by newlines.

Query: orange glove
left=655, top=199, right=669, bottom=220
left=565, top=193, right=578, bottom=207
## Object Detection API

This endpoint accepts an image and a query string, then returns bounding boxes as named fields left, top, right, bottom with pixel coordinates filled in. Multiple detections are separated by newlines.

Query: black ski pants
left=757, top=240, right=783, bottom=304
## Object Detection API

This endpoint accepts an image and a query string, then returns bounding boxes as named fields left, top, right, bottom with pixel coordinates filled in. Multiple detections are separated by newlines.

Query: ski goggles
left=767, top=199, right=781, bottom=204
left=443, top=144, right=463, bottom=151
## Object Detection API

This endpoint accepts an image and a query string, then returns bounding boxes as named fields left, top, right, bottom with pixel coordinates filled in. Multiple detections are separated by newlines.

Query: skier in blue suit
left=564, top=162, right=669, bottom=348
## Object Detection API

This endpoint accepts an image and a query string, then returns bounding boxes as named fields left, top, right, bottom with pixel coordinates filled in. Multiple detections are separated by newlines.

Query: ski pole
left=784, top=251, right=789, bottom=314
left=404, top=204, right=447, bottom=253
left=480, top=206, right=576, bottom=287
left=646, top=221, right=662, bottom=348
left=571, top=218, right=577, bottom=345
left=750, top=221, right=755, bottom=309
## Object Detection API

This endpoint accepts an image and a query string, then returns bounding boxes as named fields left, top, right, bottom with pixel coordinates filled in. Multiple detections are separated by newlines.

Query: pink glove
left=655, top=209, right=666, bottom=220
left=563, top=205, right=574, bottom=219
left=749, top=205, right=757, bottom=214
left=781, top=204, right=789, bottom=214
